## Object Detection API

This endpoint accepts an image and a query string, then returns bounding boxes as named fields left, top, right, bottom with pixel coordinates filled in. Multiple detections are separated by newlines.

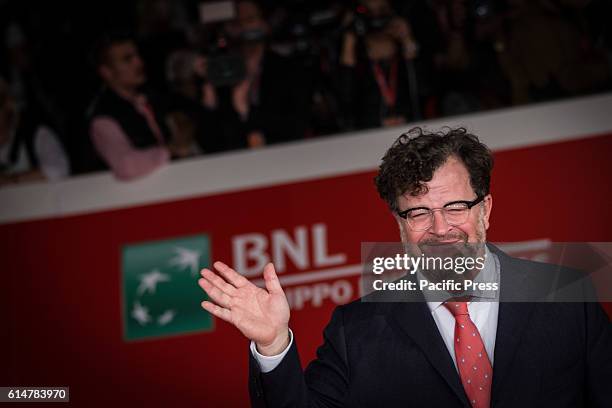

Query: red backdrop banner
left=2, top=129, right=611, bottom=406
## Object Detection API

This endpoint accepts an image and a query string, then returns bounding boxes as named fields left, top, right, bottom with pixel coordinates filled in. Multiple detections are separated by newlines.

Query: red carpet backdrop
left=2, top=94, right=612, bottom=406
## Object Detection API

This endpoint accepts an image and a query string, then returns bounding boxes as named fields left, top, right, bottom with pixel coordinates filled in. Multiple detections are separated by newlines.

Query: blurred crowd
left=1, top=0, right=611, bottom=185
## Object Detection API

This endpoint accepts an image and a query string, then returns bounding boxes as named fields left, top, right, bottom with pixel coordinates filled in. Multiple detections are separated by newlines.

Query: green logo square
left=121, top=234, right=213, bottom=341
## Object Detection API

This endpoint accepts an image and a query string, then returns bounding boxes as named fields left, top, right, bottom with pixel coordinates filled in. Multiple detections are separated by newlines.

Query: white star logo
left=137, top=269, right=171, bottom=295
left=168, top=246, right=201, bottom=276
left=157, top=310, right=176, bottom=326
left=131, top=301, right=151, bottom=325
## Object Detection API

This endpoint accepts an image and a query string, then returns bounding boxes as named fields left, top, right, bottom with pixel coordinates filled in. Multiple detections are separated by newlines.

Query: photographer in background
left=496, top=0, right=611, bottom=105
left=0, top=77, right=69, bottom=187
left=197, top=0, right=311, bottom=151
left=337, top=0, right=419, bottom=130
left=88, top=32, right=192, bottom=181
left=165, top=48, right=219, bottom=156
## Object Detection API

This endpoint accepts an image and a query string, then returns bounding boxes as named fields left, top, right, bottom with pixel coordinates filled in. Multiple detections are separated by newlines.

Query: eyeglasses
left=397, top=195, right=484, bottom=231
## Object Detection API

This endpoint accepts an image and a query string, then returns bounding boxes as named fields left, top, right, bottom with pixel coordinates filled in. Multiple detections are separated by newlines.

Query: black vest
left=89, top=87, right=170, bottom=150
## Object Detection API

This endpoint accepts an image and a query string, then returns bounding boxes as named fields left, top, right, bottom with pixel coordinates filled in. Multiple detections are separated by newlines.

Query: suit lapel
left=488, top=246, right=537, bottom=401
left=382, top=245, right=540, bottom=405
left=388, top=301, right=470, bottom=406
left=490, top=301, right=535, bottom=400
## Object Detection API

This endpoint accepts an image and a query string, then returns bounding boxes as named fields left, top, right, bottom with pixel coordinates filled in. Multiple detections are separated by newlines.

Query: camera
left=198, top=1, right=247, bottom=87
left=204, top=38, right=246, bottom=88
left=351, top=5, right=393, bottom=36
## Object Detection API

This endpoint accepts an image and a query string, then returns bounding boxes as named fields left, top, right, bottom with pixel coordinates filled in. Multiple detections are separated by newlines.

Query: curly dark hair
left=374, top=127, right=494, bottom=212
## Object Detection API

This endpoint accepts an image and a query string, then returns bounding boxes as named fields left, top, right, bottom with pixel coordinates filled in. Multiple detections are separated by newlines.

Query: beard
left=402, top=209, right=488, bottom=286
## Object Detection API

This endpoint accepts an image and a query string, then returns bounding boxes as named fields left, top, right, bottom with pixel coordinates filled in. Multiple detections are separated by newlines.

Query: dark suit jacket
left=249, top=246, right=612, bottom=407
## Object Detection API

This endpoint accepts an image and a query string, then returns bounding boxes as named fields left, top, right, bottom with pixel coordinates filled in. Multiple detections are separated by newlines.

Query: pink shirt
left=90, top=116, right=170, bottom=181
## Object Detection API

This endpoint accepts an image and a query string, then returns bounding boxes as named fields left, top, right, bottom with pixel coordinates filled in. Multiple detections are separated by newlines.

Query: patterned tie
left=444, top=301, right=492, bottom=408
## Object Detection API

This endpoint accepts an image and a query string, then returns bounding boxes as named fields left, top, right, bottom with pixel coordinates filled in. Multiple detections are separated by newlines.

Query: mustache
left=419, top=230, right=468, bottom=245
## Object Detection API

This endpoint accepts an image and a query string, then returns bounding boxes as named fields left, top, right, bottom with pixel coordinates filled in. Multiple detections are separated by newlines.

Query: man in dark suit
left=198, top=127, right=612, bottom=407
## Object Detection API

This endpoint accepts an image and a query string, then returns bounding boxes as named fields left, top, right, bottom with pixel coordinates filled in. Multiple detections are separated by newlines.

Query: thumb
left=263, top=263, right=284, bottom=295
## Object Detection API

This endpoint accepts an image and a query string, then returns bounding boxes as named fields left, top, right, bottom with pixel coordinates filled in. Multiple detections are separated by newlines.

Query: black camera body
left=206, top=51, right=246, bottom=88
left=352, top=8, right=393, bottom=37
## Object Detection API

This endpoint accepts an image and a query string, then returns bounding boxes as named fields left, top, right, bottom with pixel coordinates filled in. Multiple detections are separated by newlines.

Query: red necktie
left=444, top=301, right=492, bottom=408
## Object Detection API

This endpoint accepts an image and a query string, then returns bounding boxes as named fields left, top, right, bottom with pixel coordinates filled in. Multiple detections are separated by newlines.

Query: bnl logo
left=121, top=234, right=213, bottom=341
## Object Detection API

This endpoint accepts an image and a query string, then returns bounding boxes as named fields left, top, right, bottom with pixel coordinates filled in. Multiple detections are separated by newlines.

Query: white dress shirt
left=252, top=247, right=500, bottom=373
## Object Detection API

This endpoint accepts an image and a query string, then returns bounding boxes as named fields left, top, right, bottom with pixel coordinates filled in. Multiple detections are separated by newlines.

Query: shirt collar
left=424, top=245, right=500, bottom=313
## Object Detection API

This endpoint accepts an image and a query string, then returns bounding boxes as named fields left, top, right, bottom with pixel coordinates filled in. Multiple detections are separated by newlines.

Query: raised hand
left=198, top=261, right=290, bottom=356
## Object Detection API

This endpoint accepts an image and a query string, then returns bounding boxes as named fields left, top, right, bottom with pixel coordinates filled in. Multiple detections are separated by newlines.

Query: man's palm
left=198, top=262, right=290, bottom=349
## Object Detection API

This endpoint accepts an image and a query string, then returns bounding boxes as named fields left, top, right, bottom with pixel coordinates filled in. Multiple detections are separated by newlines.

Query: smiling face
left=396, top=156, right=492, bottom=245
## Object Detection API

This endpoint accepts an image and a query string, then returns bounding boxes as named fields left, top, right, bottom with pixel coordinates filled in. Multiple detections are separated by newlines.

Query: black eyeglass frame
left=396, top=195, right=485, bottom=221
